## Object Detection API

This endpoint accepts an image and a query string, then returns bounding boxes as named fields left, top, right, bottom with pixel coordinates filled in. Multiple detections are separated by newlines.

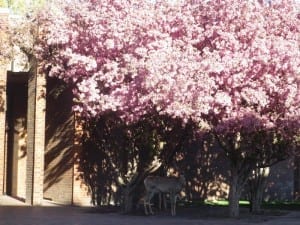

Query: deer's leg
left=144, top=191, right=151, bottom=215
left=163, top=193, right=167, bottom=211
left=149, top=192, right=156, bottom=215
left=158, top=192, right=162, bottom=211
left=144, top=191, right=155, bottom=215
left=158, top=192, right=167, bottom=211
left=173, top=193, right=177, bottom=216
left=170, top=191, right=176, bottom=216
left=144, top=194, right=148, bottom=215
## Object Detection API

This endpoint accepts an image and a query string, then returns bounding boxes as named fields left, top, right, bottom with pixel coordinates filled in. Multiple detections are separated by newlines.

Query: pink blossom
left=34, top=0, right=299, bottom=138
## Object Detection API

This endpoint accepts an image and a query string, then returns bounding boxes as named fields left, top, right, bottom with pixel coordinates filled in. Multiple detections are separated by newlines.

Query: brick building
left=0, top=8, right=91, bottom=206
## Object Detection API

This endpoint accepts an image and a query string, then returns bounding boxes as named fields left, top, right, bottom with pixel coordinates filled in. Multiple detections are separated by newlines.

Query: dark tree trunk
left=122, top=170, right=147, bottom=213
left=122, top=176, right=144, bottom=213
left=123, top=190, right=132, bottom=213
left=123, top=186, right=135, bottom=213
left=228, top=171, right=242, bottom=218
left=228, top=162, right=253, bottom=218
left=122, top=160, right=162, bottom=213
left=248, top=167, right=269, bottom=214
left=250, top=191, right=263, bottom=214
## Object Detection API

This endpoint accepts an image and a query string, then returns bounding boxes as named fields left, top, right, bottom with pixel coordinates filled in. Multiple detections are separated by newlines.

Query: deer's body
left=143, top=175, right=185, bottom=216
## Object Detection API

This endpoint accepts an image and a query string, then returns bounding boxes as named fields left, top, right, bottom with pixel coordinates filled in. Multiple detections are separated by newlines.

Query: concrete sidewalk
left=0, top=196, right=299, bottom=225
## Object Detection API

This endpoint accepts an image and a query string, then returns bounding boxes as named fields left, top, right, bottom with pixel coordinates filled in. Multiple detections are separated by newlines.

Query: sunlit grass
left=204, top=199, right=250, bottom=206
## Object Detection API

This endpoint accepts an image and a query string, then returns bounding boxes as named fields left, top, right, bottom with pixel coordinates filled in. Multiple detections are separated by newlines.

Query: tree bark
left=122, top=158, right=162, bottom=213
left=250, top=192, right=263, bottom=214
left=122, top=173, right=145, bottom=213
left=123, top=185, right=135, bottom=213
left=248, top=167, right=269, bottom=214
left=228, top=171, right=242, bottom=218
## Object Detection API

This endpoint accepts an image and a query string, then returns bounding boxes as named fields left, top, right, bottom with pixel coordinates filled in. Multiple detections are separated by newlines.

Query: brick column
left=26, top=58, right=46, bottom=205
left=0, top=65, right=7, bottom=195
left=0, top=8, right=9, bottom=195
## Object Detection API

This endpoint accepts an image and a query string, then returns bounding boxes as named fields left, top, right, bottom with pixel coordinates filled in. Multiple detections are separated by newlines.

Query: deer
left=143, top=175, right=185, bottom=216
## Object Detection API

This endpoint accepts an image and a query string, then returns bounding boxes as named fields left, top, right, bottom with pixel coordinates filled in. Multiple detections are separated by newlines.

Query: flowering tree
left=36, top=0, right=213, bottom=122
left=187, top=0, right=300, bottom=217
left=0, top=8, right=10, bottom=64
left=33, top=0, right=299, bottom=217
left=0, top=1, right=46, bottom=66
left=0, top=0, right=45, bottom=13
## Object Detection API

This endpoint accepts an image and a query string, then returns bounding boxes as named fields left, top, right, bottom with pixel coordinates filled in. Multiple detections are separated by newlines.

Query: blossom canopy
left=35, top=0, right=299, bottom=136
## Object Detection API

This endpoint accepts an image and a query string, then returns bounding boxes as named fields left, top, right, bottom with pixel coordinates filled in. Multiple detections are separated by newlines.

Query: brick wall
left=44, top=77, right=74, bottom=204
left=43, top=78, right=93, bottom=206
left=72, top=116, right=93, bottom=206
left=0, top=8, right=8, bottom=195
left=26, top=58, right=46, bottom=205
left=72, top=166, right=93, bottom=206
left=0, top=66, right=6, bottom=195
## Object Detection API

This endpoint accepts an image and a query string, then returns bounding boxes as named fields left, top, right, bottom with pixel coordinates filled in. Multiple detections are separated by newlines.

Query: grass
left=185, top=199, right=300, bottom=210
left=181, top=199, right=250, bottom=208
left=204, top=199, right=250, bottom=206
left=262, top=201, right=300, bottom=210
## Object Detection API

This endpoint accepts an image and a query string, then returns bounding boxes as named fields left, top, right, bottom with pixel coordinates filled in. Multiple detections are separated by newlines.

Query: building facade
left=0, top=8, right=91, bottom=206
left=0, top=57, right=92, bottom=206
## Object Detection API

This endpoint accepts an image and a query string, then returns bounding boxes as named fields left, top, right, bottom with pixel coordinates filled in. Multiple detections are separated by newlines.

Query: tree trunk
left=250, top=192, right=263, bottom=214
left=123, top=186, right=134, bottom=213
left=122, top=160, right=162, bottom=213
left=248, top=167, right=269, bottom=214
left=122, top=175, right=144, bottom=213
left=228, top=171, right=241, bottom=218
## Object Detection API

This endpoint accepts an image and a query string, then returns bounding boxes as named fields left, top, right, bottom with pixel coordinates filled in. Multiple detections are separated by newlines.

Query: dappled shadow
left=175, top=132, right=230, bottom=202
left=44, top=77, right=74, bottom=204
left=0, top=79, right=5, bottom=112
left=47, top=100, right=298, bottom=209
left=75, top=114, right=232, bottom=210
left=264, top=158, right=295, bottom=201
left=75, top=114, right=149, bottom=206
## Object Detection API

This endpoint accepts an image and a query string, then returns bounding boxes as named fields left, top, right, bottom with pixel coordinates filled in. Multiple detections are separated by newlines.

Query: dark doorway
left=5, top=72, right=28, bottom=200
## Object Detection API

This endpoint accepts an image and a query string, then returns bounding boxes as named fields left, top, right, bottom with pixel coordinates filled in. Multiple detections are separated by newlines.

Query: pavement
left=0, top=196, right=300, bottom=225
